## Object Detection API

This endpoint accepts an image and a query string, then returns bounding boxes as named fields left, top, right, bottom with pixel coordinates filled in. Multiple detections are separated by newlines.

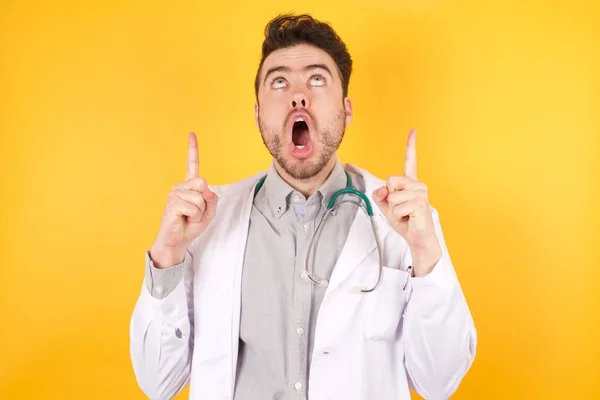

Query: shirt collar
left=316, top=159, right=348, bottom=209
left=262, top=159, right=348, bottom=219
left=263, top=162, right=293, bottom=219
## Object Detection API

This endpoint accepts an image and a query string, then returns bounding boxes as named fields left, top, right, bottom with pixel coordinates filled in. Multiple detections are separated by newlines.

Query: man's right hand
left=150, top=132, right=219, bottom=269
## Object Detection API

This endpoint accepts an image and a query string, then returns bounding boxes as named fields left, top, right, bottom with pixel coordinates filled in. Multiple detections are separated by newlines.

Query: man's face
left=255, top=43, right=352, bottom=180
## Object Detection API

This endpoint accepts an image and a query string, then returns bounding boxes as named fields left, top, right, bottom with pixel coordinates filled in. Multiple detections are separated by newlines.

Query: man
left=130, top=14, right=476, bottom=400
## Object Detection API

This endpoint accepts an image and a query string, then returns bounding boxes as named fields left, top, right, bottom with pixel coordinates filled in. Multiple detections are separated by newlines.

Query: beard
left=258, top=108, right=346, bottom=180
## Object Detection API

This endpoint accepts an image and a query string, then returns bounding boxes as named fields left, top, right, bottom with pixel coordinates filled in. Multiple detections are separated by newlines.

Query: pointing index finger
left=186, top=132, right=199, bottom=181
left=404, top=128, right=417, bottom=179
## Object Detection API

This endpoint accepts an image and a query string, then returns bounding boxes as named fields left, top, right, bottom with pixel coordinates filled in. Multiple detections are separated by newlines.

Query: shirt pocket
left=363, top=266, right=411, bottom=343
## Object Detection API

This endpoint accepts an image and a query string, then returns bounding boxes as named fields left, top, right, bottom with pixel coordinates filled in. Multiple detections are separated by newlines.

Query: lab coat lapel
left=327, top=207, right=390, bottom=292
left=207, top=171, right=266, bottom=398
left=229, top=182, right=260, bottom=394
left=326, top=210, right=376, bottom=291
left=327, top=165, right=390, bottom=292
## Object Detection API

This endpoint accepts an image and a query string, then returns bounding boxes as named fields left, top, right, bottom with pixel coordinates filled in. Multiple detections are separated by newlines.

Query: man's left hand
left=372, top=129, right=443, bottom=276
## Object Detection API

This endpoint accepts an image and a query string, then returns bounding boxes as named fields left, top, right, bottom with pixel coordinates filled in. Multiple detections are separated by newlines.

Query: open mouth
left=292, top=118, right=310, bottom=149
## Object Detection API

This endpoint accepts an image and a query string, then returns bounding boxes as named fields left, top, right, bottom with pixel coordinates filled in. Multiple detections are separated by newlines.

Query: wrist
left=410, top=237, right=442, bottom=276
left=150, top=243, right=185, bottom=269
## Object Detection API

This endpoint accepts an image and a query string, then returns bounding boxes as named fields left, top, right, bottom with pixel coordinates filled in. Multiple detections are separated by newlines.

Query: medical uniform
left=130, top=161, right=477, bottom=400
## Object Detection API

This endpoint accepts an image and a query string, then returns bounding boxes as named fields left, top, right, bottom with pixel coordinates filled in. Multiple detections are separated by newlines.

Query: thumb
left=372, top=186, right=389, bottom=213
left=202, top=189, right=219, bottom=219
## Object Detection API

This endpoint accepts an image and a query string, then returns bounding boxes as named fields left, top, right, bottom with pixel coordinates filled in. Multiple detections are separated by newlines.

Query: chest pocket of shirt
left=363, top=266, right=411, bottom=343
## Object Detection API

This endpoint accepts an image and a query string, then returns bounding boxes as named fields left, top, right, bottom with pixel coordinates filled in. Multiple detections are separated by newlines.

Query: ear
left=254, top=102, right=260, bottom=130
left=344, top=97, right=353, bottom=126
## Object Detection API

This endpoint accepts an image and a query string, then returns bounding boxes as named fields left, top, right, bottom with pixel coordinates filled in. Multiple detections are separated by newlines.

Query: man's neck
left=274, top=157, right=338, bottom=198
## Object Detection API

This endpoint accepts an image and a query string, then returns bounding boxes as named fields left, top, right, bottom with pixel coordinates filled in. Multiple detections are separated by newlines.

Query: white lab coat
left=129, top=163, right=477, bottom=400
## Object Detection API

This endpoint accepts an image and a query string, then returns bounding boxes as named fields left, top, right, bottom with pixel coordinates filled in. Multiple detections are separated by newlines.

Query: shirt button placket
left=295, top=196, right=316, bottom=400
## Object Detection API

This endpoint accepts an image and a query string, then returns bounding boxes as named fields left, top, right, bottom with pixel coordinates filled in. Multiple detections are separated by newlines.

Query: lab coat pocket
left=363, top=266, right=410, bottom=343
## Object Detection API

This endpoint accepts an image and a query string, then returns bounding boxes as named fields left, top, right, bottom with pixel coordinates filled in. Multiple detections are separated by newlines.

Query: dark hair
left=254, top=14, right=353, bottom=99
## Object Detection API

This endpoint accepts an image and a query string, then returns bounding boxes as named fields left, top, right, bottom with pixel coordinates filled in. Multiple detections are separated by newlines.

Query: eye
left=310, top=75, right=326, bottom=87
left=271, top=77, right=287, bottom=89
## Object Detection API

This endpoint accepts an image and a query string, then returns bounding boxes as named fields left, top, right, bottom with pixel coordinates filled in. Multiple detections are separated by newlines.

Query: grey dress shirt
left=145, top=160, right=362, bottom=399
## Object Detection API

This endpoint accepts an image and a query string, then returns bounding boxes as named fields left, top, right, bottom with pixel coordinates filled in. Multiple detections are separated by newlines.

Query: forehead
left=261, top=43, right=339, bottom=77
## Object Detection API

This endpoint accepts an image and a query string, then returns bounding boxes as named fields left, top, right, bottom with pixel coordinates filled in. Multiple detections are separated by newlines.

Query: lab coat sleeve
left=129, top=248, right=195, bottom=400
left=402, top=207, right=477, bottom=400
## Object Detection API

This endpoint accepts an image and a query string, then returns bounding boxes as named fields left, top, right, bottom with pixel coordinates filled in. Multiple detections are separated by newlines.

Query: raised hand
left=372, top=129, right=442, bottom=276
left=150, top=132, right=219, bottom=268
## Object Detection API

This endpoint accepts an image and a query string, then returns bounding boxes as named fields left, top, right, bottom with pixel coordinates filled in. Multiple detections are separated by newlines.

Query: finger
left=178, top=177, right=218, bottom=220
left=404, top=128, right=417, bottom=179
left=385, top=176, right=421, bottom=192
left=172, top=189, right=206, bottom=210
left=181, top=176, right=209, bottom=192
left=201, top=189, right=219, bottom=220
left=391, top=198, right=423, bottom=220
left=385, top=190, right=422, bottom=207
left=169, top=197, right=203, bottom=222
left=372, top=186, right=390, bottom=213
left=186, top=132, right=199, bottom=181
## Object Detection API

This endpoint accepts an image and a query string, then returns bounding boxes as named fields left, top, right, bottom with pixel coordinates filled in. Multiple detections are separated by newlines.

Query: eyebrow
left=263, top=63, right=333, bottom=86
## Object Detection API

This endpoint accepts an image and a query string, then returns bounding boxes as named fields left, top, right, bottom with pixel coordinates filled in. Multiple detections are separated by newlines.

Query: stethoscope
left=254, top=171, right=384, bottom=293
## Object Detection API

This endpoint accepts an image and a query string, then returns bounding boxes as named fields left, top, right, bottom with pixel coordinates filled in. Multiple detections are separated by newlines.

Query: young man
left=130, top=14, right=477, bottom=400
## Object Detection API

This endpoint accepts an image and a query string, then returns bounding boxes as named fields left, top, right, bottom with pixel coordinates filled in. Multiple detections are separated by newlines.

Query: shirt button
left=294, top=381, right=303, bottom=391
left=293, top=195, right=302, bottom=203
left=155, top=285, right=163, bottom=294
left=299, top=271, right=308, bottom=280
left=302, top=222, right=310, bottom=232
left=296, top=326, right=305, bottom=336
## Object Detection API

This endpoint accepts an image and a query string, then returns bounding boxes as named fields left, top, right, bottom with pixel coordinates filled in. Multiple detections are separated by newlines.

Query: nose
left=291, top=92, right=308, bottom=109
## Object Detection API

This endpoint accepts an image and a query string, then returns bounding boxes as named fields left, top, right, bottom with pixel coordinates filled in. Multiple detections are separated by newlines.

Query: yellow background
left=1, top=0, right=598, bottom=398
